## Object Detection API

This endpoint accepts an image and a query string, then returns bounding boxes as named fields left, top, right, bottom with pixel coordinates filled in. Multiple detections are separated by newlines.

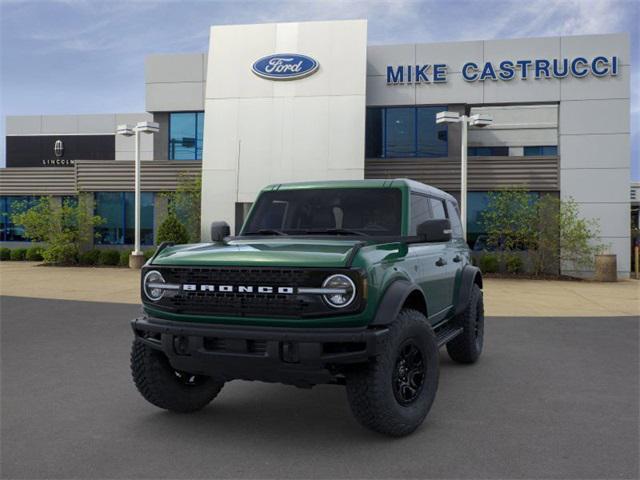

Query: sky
left=1, top=0, right=638, bottom=178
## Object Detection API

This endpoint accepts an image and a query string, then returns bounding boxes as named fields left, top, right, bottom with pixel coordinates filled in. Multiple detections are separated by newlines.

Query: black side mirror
left=417, top=219, right=452, bottom=242
left=210, top=221, right=230, bottom=242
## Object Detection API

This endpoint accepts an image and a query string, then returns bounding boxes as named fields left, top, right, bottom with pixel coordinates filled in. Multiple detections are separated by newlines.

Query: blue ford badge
left=252, top=53, right=319, bottom=80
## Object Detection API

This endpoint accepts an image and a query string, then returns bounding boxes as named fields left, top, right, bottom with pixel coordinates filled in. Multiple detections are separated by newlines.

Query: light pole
left=116, top=121, right=159, bottom=268
left=436, top=111, right=492, bottom=240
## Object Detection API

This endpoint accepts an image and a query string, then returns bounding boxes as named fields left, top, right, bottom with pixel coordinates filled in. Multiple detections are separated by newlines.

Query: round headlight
left=322, top=274, right=356, bottom=308
left=143, top=270, right=165, bottom=301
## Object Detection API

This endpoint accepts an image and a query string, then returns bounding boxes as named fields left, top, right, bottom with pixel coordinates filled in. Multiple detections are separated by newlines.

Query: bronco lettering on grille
left=182, top=284, right=295, bottom=294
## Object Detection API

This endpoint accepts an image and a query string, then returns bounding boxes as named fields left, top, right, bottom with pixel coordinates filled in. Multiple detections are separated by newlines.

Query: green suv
left=131, top=179, right=484, bottom=436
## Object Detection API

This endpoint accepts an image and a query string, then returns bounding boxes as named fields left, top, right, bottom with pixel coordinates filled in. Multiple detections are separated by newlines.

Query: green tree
left=480, top=188, right=537, bottom=251
left=157, top=213, right=189, bottom=244
left=163, top=174, right=201, bottom=243
left=11, top=197, right=104, bottom=265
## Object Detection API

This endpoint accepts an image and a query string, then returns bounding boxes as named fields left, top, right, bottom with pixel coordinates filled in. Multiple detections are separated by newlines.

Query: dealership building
left=0, top=20, right=632, bottom=277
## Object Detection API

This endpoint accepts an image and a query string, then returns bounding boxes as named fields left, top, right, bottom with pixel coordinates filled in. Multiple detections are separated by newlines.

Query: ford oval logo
left=252, top=53, right=319, bottom=80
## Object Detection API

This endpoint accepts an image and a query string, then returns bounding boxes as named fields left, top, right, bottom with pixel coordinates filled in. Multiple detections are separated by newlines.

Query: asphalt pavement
left=1, top=296, right=638, bottom=479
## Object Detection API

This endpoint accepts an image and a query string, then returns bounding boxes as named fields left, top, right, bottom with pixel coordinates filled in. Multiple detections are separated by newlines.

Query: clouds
left=0, top=0, right=638, bottom=175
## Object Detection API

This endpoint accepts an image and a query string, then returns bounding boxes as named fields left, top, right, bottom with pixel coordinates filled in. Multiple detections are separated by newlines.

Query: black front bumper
left=131, top=316, right=389, bottom=387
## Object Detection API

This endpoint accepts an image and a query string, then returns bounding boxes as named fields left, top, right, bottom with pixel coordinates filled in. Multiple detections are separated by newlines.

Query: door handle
left=453, top=255, right=462, bottom=263
left=435, top=257, right=447, bottom=267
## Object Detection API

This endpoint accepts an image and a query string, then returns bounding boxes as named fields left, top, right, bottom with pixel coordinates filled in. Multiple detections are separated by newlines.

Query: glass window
left=468, top=146, right=509, bottom=156
left=385, top=108, right=415, bottom=157
left=365, top=106, right=448, bottom=158
left=0, top=196, right=38, bottom=242
left=169, top=112, right=204, bottom=160
left=429, top=198, right=447, bottom=219
left=446, top=200, right=463, bottom=238
left=95, top=192, right=154, bottom=245
left=417, top=107, right=448, bottom=157
left=243, top=188, right=402, bottom=237
left=524, top=145, right=558, bottom=156
left=409, top=194, right=432, bottom=235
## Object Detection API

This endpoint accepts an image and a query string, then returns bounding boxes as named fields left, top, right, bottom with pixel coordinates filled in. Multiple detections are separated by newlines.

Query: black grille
left=144, top=267, right=362, bottom=319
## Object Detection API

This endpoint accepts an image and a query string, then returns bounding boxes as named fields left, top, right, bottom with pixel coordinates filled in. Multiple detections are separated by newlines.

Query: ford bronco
left=131, top=179, right=484, bottom=436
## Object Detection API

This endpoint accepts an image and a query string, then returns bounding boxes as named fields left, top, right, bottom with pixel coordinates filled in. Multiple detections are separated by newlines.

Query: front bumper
left=131, top=316, right=389, bottom=387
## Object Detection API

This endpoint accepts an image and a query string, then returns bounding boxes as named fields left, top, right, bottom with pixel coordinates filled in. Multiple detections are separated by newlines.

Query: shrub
left=79, top=249, right=101, bottom=266
left=10, top=248, right=27, bottom=261
left=98, top=250, right=120, bottom=266
left=119, top=250, right=131, bottom=267
left=479, top=254, right=499, bottom=273
left=163, top=174, right=202, bottom=242
left=157, top=214, right=189, bottom=244
left=11, top=196, right=104, bottom=265
left=505, top=254, right=524, bottom=274
left=0, top=248, right=10, bottom=261
left=25, top=246, right=44, bottom=261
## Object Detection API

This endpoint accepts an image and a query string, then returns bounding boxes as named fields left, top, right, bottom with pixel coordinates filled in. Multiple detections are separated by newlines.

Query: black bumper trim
left=131, top=316, right=388, bottom=386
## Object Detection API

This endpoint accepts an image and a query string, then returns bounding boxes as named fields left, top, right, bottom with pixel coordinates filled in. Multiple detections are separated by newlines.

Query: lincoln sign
left=386, top=55, right=620, bottom=84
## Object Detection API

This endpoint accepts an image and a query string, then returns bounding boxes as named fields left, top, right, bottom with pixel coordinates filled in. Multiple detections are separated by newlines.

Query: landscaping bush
left=157, top=213, right=189, bottom=244
left=0, top=248, right=10, bottom=261
left=505, top=254, right=524, bottom=274
left=25, top=246, right=44, bottom=261
left=43, top=244, right=78, bottom=264
left=79, top=249, right=101, bottom=266
left=119, top=250, right=131, bottom=267
left=10, top=248, right=27, bottom=261
left=479, top=253, right=499, bottom=273
left=98, top=250, right=121, bottom=266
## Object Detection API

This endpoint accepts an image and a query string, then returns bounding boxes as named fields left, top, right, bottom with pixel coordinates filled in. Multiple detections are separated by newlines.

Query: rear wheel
left=131, top=340, right=224, bottom=413
left=446, top=283, right=484, bottom=364
left=345, top=309, right=439, bottom=437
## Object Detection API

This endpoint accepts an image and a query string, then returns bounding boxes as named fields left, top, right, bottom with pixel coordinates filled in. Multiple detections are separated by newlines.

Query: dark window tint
left=169, top=112, right=204, bottom=160
left=365, top=108, right=383, bottom=158
left=524, top=145, right=558, bottom=156
left=446, top=200, right=463, bottom=238
left=386, top=108, right=415, bottom=157
left=417, top=107, right=448, bottom=157
left=95, top=192, right=154, bottom=245
left=429, top=197, right=447, bottom=219
left=468, top=146, right=509, bottom=156
left=243, top=188, right=402, bottom=236
left=409, top=194, right=432, bottom=235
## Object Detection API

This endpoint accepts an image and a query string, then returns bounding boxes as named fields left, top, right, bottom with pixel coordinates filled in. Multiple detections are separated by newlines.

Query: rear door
left=428, top=196, right=458, bottom=313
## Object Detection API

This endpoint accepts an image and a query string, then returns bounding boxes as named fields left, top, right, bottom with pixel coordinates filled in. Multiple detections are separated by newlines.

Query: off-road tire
left=446, top=283, right=484, bottom=364
left=131, top=340, right=224, bottom=413
left=345, top=309, right=439, bottom=437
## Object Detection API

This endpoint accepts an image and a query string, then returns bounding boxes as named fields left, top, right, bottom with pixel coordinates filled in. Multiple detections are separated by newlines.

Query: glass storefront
left=365, top=106, right=448, bottom=158
left=0, top=196, right=39, bottom=242
left=168, top=112, right=204, bottom=160
left=94, top=192, right=154, bottom=245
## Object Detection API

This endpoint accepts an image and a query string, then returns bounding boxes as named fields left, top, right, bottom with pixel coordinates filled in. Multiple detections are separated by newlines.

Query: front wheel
left=131, top=340, right=224, bottom=413
left=345, top=309, right=439, bottom=437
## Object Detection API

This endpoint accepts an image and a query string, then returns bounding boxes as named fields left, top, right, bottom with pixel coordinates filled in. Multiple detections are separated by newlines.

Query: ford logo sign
left=252, top=53, right=319, bottom=80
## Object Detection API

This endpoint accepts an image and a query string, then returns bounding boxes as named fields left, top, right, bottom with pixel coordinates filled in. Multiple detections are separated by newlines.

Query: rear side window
left=410, top=194, right=432, bottom=235
left=446, top=200, right=464, bottom=238
left=429, top=198, right=447, bottom=220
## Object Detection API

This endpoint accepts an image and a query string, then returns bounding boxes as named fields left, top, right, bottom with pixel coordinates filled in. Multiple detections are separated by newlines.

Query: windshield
left=242, top=188, right=402, bottom=236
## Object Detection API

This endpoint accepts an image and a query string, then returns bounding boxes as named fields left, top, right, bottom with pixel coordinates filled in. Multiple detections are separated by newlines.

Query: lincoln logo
left=182, top=284, right=294, bottom=294
left=54, top=139, right=64, bottom=158
left=252, top=53, right=319, bottom=80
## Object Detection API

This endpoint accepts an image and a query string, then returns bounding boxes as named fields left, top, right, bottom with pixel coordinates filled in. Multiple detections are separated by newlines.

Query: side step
left=435, top=325, right=463, bottom=347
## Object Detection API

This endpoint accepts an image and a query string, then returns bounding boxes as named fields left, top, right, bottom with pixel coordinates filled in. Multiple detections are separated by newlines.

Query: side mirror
left=210, top=221, right=230, bottom=242
left=417, top=219, right=452, bottom=242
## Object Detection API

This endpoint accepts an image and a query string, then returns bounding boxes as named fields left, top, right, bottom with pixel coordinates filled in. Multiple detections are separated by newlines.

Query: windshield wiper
left=244, top=229, right=288, bottom=236
left=303, top=228, right=366, bottom=236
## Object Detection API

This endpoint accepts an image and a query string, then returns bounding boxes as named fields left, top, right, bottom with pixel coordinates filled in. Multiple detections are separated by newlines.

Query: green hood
left=151, top=238, right=364, bottom=268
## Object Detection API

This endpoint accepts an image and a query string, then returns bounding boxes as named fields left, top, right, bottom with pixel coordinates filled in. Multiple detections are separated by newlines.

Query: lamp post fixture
left=436, top=111, right=492, bottom=240
left=116, top=121, right=159, bottom=268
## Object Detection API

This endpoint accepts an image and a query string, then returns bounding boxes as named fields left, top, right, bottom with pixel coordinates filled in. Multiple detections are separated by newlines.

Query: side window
left=429, top=197, right=447, bottom=220
left=410, top=193, right=432, bottom=235
left=446, top=200, right=464, bottom=238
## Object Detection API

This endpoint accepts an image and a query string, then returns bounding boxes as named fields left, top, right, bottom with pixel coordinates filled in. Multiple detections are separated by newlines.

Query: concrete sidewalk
left=0, top=262, right=638, bottom=317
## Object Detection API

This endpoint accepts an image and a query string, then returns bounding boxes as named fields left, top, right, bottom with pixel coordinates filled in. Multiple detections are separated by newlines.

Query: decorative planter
left=594, top=254, right=617, bottom=282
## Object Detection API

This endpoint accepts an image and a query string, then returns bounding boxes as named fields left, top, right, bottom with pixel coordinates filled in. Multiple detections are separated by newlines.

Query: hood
left=150, top=238, right=365, bottom=268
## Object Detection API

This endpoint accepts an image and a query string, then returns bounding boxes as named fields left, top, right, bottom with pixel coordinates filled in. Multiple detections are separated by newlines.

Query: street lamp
left=116, top=121, right=159, bottom=268
left=436, top=111, right=492, bottom=240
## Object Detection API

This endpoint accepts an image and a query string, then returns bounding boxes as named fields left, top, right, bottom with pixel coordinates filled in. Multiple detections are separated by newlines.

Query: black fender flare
left=454, top=265, right=483, bottom=316
left=370, top=279, right=427, bottom=326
